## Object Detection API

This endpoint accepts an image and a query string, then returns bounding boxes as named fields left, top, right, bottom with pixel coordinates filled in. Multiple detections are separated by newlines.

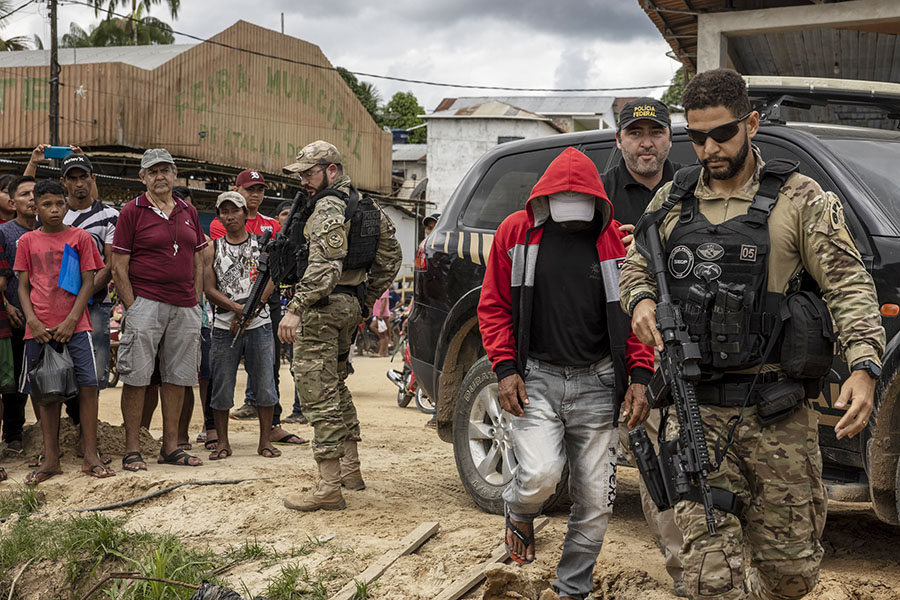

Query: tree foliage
left=89, top=0, right=179, bottom=45
left=61, top=16, right=174, bottom=47
left=0, top=0, right=31, bottom=50
left=384, top=91, right=426, bottom=143
left=661, top=67, right=686, bottom=109
left=337, top=67, right=383, bottom=126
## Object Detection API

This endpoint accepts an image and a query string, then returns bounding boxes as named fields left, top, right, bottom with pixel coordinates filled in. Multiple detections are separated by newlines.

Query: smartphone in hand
left=43, top=146, right=73, bottom=159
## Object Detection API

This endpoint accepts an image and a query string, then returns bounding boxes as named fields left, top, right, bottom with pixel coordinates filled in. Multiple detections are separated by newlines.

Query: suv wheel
left=452, top=356, right=569, bottom=515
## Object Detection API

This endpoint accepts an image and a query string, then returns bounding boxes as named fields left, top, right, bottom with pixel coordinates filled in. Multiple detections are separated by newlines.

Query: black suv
left=408, top=79, right=900, bottom=524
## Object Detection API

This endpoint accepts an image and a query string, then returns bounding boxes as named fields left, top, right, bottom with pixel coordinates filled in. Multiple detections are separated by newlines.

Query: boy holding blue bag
left=15, top=180, right=109, bottom=484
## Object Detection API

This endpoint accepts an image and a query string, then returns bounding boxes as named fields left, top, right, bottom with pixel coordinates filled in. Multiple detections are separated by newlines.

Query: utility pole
left=49, top=0, right=60, bottom=146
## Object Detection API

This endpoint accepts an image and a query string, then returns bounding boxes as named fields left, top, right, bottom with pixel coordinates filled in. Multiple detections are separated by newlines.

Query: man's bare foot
left=271, top=427, right=308, bottom=445
left=82, top=462, right=116, bottom=478
left=258, top=444, right=281, bottom=458
left=3, top=439, right=23, bottom=458
left=158, top=448, right=202, bottom=466
left=26, top=455, right=62, bottom=485
left=209, top=446, right=232, bottom=461
left=505, top=514, right=535, bottom=564
left=203, top=430, right=218, bottom=450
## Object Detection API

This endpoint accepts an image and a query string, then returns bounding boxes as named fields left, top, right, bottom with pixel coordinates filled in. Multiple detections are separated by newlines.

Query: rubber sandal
left=25, top=469, right=62, bottom=485
left=204, top=438, right=219, bottom=451
left=122, top=451, right=147, bottom=472
left=158, top=448, right=202, bottom=466
left=504, top=506, right=535, bottom=565
left=272, top=433, right=309, bottom=446
left=82, top=464, right=116, bottom=479
left=98, top=450, right=112, bottom=466
left=209, top=447, right=232, bottom=461
left=258, top=447, right=281, bottom=458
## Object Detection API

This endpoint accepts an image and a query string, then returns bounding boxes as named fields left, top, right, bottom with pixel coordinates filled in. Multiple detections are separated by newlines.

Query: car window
left=581, top=144, right=617, bottom=174
left=461, top=147, right=566, bottom=230
left=817, top=138, right=900, bottom=231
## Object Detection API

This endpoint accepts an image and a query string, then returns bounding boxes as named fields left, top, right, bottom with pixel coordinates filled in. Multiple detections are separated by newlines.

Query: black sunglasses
left=685, top=112, right=752, bottom=145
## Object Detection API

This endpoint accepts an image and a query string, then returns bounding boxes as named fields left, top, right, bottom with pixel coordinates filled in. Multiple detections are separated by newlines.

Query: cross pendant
left=173, top=241, right=179, bottom=256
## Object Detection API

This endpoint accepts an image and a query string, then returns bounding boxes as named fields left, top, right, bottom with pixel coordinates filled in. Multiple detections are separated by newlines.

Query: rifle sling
left=681, top=485, right=744, bottom=517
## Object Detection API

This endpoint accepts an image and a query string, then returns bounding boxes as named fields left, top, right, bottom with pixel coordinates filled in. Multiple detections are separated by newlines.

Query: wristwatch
left=851, top=360, right=882, bottom=379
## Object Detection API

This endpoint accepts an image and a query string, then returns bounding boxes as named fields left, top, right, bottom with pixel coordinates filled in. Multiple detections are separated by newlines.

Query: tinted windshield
left=820, top=138, right=900, bottom=229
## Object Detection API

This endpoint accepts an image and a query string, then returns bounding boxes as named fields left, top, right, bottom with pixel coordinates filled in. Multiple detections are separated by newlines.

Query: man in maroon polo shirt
left=111, top=148, right=208, bottom=471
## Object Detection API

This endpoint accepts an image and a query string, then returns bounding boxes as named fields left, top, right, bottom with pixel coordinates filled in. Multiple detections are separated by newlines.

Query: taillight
left=414, top=242, right=427, bottom=271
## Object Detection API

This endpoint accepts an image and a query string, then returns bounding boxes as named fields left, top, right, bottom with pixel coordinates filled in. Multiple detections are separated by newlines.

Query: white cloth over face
left=548, top=191, right=596, bottom=222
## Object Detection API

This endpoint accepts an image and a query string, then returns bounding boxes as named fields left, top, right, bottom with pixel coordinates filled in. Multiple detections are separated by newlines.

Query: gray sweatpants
left=503, top=357, right=618, bottom=600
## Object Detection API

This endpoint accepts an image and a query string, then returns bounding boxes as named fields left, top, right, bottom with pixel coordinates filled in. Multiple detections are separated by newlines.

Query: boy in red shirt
left=15, top=180, right=110, bottom=484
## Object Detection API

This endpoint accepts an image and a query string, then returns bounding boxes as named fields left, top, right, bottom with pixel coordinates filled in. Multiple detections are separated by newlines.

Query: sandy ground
left=2, top=355, right=900, bottom=599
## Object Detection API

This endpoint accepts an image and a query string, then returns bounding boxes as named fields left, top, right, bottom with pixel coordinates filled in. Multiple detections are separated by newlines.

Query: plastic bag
left=377, top=318, right=388, bottom=333
left=28, top=342, right=77, bottom=406
left=189, top=582, right=243, bottom=600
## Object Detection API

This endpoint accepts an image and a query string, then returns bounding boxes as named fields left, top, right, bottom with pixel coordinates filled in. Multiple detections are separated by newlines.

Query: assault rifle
left=230, top=229, right=273, bottom=348
left=629, top=219, right=719, bottom=536
left=230, top=189, right=313, bottom=347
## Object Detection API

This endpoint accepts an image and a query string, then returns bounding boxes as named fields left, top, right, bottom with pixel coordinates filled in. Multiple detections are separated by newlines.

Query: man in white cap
left=111, top=148, right=208, bottom=471
left=478, top=147, right=654, bottom=599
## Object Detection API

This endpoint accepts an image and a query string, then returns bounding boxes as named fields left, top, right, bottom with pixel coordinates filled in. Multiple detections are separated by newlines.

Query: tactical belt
left=311, top=283, right=367, bottom=309
left=695, top=372, right=780, bottom=407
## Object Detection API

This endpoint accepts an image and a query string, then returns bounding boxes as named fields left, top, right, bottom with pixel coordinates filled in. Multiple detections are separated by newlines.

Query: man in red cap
left=209, top=169, right=281, bottom=239
left=210, top=169, right=306, bottom=446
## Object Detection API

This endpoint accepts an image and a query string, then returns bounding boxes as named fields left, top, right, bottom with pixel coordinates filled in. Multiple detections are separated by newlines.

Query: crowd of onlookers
left=0, top=145, right=310, bottom=484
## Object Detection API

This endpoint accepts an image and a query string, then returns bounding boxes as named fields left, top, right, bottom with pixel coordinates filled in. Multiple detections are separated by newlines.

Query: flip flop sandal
left=158, top=448, right=202, bottom=466
left=272, top=433, right=309, bottom=446
left=29, top=453, right=64, bottom=469
left=258, top=447, right=281, bottom=458
left=3, top=446, right=24, bottom=459
left=0, top=466, right=6, bottom=482
left=122, top=451, right=148, bottom=472
left=177, top=442, right=193, bottom=451
left=97, top=450, right=112, bottom=466
left=209, top=447, right=232, bottom=461
left=195, top=431, right=208, bottom=443
left=25, top=469, right=62, bottom=485
left=83, top=464, right=116, bottom=479
left=504, top=506, right=535, bottom=565
left=204, top=438, right=219, bottom=451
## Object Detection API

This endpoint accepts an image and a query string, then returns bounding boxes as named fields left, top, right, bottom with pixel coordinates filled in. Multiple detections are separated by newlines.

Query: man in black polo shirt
left=601, top=98, right=688, bottom=598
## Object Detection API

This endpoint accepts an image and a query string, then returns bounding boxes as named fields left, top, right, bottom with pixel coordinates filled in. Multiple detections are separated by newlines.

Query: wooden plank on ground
left=433, top=516, right=550, bottom=600
left=329, top=521, right=440, bottom=600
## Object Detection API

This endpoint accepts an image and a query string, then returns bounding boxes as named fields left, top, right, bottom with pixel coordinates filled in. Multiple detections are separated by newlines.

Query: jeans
left=210, top=324, right=278, bottom=411
left=89, top=302, right=112, bottom=390
left=503, top=357, right=618, bottom=600
left=244, top=302, right=283, bottom=425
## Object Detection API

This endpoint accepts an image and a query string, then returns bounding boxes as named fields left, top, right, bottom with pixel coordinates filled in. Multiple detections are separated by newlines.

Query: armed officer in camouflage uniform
left=620, top=69, right=885, bottom=600
left=278, top=141, right=402, bottom=512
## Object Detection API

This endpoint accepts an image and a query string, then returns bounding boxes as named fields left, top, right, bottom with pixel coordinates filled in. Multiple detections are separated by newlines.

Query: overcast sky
left=9, top=0, right=680, bottom=111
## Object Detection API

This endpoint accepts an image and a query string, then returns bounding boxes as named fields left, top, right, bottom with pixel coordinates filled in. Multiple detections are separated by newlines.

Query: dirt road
left=5, top=355, right=900, bottom=598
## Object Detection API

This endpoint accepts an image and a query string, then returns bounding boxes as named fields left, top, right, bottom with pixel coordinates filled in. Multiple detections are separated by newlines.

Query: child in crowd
left=15, top=180, right=110, bottom=484
left=204, top=191, right=281, bottom=461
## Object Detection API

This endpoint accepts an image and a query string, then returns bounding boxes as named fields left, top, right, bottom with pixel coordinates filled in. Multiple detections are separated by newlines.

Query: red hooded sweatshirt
left=477, top=147, right=654, bottom=406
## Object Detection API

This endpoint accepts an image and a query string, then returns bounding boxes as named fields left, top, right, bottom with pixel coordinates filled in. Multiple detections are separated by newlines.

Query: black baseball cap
left=60, top=154, right=93, bottom=176
left=617, top=98, right=671, bottom=131
left=423, top=213, right=440, bottom=227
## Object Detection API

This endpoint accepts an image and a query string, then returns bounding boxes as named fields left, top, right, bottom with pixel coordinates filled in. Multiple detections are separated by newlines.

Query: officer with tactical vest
left=278, top=140, right=402, bottom=512
left=620, top=69, right=885, bottom=600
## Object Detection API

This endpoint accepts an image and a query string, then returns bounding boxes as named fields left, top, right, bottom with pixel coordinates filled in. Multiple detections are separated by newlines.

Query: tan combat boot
left=283, top=458, right=346, bottom=511
left=340, top=440, right=366, bottom=491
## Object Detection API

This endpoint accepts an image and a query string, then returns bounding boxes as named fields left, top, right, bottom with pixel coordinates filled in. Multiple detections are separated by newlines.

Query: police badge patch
left=327, top=231, right=343, bottom=248
left=697, top=242, right=725, bottom=261
left=828, top=195, right=845, bottom=230
left=668, top=245, right=694, bottom=279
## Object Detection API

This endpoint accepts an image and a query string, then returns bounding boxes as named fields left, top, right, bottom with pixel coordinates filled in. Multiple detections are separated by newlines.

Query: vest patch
left=740, top=244, right=758, bottom=262
left=693, top=262, right=722, bottom=282
left=668, top=245, right=694, bottom=279
left=697, top=242, right=725, bottom=261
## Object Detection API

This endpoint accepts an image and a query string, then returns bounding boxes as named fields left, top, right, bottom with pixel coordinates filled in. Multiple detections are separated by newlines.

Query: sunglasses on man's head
left=685, top=112, right=752, bottom=145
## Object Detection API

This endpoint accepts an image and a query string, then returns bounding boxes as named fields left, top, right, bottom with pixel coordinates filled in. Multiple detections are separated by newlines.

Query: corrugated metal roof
left=426, top=100, right=552, bottom=120
left=392, top=144, right=427, bottom=162
left=432, top=96, right=615, bottom=116
left=0, top=45, right=194, bottom=70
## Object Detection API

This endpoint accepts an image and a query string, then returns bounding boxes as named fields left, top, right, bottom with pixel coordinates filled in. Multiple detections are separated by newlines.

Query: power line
left=0, top=0, right=35, bottom=21
left=58, top=0, right=670, bottom=93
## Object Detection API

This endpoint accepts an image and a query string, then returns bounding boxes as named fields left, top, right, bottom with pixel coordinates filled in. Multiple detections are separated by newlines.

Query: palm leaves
left=0, top=0, right=33, bottom=51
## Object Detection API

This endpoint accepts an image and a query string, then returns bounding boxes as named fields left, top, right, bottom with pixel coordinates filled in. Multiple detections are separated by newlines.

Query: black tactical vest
left=326, top=186, right=381, bottom=271
left=662, top=159, right=798, bottom=371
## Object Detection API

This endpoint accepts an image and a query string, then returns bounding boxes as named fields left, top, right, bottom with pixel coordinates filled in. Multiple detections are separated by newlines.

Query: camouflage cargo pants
left=667, top=401, right=826, bottom=600
left=293, top=293, right=362, bottom=462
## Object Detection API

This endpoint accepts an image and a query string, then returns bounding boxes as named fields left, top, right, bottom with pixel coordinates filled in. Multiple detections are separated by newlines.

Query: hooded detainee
left=477, top=146, right=655, bottom=600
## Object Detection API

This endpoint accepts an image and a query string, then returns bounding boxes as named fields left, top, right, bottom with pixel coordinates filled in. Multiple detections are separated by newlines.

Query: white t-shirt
left=63, top=199, right=118, bottom=303
left=212, top=234, right=270, bottom=330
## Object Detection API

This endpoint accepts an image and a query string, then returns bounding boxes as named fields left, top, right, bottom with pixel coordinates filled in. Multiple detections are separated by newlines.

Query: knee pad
left=748, top=558, right=820, bottom=600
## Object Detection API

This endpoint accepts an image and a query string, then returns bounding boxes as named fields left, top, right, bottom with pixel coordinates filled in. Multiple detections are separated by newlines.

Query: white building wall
left=382, top=205, right=418, bottom=270
left=425, top=118, right=560, bottom=212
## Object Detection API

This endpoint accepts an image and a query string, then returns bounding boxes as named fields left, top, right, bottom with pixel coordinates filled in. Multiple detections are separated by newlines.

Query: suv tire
left=452, top=356, right=570, bottom=515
